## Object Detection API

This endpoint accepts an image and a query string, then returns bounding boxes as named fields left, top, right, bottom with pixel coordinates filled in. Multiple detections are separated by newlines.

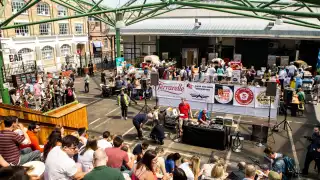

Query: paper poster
left=280, top=56, right=289, bottom=66
left=267, top=55, right=276, bottom=66
left=234, top=54, right=242, bottom=62
left=254, top=87, right=277, bottom=109
left=232, top=70, right=241, bottom=83
left=233, top=85, right=255, bottom=107
left=156, top=80, right=185, bottom=99
left=214, top=84, right=234, bottom=105
left=184, top=82, right=215, bottom=103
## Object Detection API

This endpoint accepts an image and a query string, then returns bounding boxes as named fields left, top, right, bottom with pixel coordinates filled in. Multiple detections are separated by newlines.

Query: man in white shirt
left=225, top=66, right=233, bottom=82
left=278, top=67, right=287, bottom=90
left=45, top=135, right=86, bottom=180
left=97, top=131, right=113, bottom=150
left=178, top=159, right=194, bottom=180
left=287, top=62, right=297, bottom=77
left=207, top=65, right=216, bottom=83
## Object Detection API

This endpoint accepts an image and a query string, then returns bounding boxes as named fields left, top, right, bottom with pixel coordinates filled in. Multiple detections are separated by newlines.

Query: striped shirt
left=0, top=130, right=25, bottom=165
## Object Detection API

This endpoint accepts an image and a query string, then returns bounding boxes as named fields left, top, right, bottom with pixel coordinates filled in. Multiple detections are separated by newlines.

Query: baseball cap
left=260, top=164, right=269, bottom=171
left=268, top=171, right=281, bottom=180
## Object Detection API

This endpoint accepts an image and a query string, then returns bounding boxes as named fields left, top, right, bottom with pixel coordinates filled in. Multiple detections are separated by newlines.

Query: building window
left=14, top=23, right=29, bottom=36
left=61, top=44, right=71, bottom=56
left=37, top=2, right=49, bottom=15
left=18, top=48, right=33, bottom=54
left=39, top=23, right=51, bottom=35
left=59, top=23, right=68, bottom=35
left=41, top=46, right=54, bottom=60
left=104, top=39, right=108, bottom=49
left=57, top=5, right=67, bottom=16
left=11, top=0, right=27, bottom=14
left=75, top=23, right=83, bottom=34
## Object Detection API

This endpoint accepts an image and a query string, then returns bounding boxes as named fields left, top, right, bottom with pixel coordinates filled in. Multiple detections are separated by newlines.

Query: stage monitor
left=150, top=72, right=159, bottom=86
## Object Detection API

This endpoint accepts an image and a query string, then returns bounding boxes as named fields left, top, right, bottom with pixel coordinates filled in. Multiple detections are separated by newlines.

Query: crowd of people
left=8, top=72, right=77, bottom=112
left=0, top=115, right=288, bottom=180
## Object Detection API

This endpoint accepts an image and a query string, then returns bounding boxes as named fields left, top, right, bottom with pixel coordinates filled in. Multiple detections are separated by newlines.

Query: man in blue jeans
left=132, top=113, right=153, bottom=140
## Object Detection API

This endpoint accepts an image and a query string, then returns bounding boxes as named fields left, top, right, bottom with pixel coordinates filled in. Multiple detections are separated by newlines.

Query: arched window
left=57, top=5, right=67, bottom=16
left=18, top=48, right=33, bottom=54
left=60, top=44, right=71, bottom=56
left=41, top=46, right=54, bottom=60
left=11, top=0, right=27, bottom=14
left=37, top=2, right=49, bottom=15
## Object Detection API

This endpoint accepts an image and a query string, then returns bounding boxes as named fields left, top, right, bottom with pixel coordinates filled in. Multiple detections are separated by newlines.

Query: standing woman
left=132, top=150, right=157, bottom=180
left=59, top=80, right=66, bottom=106
left=54, top=80, right=61, bottom=107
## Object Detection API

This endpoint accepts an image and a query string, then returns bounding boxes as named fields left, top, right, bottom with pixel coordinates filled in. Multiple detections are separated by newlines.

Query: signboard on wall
left=254, top=87, right=278, bottom=109
left=280, top=56, right=289, bottom=66
left=233, top=85, right=255, bottom=107
left=232, top=70, right=241, bottom=83
left=233, top=54, right=242, bottom=62
left=184, top=82, right=215, bottom=103
left=214, top=84, right=234, bottom=105
left=267, top=55, right=276, bottom=66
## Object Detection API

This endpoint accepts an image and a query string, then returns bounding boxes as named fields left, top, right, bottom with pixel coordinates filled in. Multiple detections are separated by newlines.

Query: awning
left=92, top=41, right=102, bottom=48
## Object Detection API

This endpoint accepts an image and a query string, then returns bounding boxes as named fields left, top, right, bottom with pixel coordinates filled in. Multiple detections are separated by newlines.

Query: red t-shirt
left=105, top=147, right=129, bottom=169
left=179, top=103, right=190, bottom=119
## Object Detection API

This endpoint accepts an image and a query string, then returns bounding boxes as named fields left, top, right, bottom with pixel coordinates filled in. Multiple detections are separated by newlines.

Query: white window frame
left=41, top=46, right=54, bottom=60
left=39, top=23, right=51, bottom=35
left=57, top=5, right=67, bottom=16
left=75, top=23, right=83, bottom=34
left=60, top=44, right=71, bottom=57
left=18, top=48, right=33, bottom=54
left=59, top=23, right=68, bottom=35
left=37, top=2, right=50, bottom=16
left=11, top=0, right=27, bottom=14
left=104, top=39, right=109, bottom=49
left=14, top=22, right=29, bottom=36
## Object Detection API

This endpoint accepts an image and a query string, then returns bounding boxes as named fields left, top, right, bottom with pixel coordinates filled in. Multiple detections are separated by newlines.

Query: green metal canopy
left=1, top=0, right=320, bottom=30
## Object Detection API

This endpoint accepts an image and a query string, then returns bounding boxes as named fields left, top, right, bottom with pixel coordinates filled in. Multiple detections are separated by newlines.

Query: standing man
left=84, top=73, right=90, bottom=93
left=88, top=61, right=94, bottom=76
left=302, top=126, right=320, bottom=175
left=33, top=81, right=42, bottom=110
left=278, top=67, right=287, bottom=90
left=132, top=113, right=153, bottom=140
left=177, top=98, right=193, bottom=141
left=118, top=90, right=130, bottom=120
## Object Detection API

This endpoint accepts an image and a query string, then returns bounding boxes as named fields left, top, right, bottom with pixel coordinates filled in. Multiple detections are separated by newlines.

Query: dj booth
left=182, top=124, right=227, bottom=150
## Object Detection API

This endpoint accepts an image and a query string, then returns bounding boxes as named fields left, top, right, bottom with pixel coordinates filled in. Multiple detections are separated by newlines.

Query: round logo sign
left=235, top=87, right=254, bottom=105
left=215, top=86, right=233, bottom=104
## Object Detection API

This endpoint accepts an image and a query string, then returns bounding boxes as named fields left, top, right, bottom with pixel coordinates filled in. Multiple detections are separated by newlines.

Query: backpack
left=277, top=155, right=297, bottom=178
left=67, top=88, right=73, bottom=97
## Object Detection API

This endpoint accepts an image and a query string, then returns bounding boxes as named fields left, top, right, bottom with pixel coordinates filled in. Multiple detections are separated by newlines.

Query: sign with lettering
left=214, top=84, right=234, bottom=105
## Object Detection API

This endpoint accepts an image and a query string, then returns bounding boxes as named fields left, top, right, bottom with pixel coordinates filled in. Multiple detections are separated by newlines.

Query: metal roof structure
left=2, top=0, right=320, bottom=30
left=109, top=18, right=320, bottom=39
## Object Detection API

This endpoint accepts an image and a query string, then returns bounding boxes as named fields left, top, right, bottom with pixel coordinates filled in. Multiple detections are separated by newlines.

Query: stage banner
left=156, top=80, right=186, bottom=99
left=254, top=87, right=277, bottom=109
left=184, top=82, right=215, bottom=103
left=233, top=85, right=255, bottom=107
left=214, top=84, right=234, bottom=105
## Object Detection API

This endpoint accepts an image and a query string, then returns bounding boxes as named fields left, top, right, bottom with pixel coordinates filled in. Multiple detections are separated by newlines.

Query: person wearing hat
left=118, top=90, right=130, bottom=120
left=227, top=161, right=246, bottom=180
left=268, top=171, right=282, bottom=180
